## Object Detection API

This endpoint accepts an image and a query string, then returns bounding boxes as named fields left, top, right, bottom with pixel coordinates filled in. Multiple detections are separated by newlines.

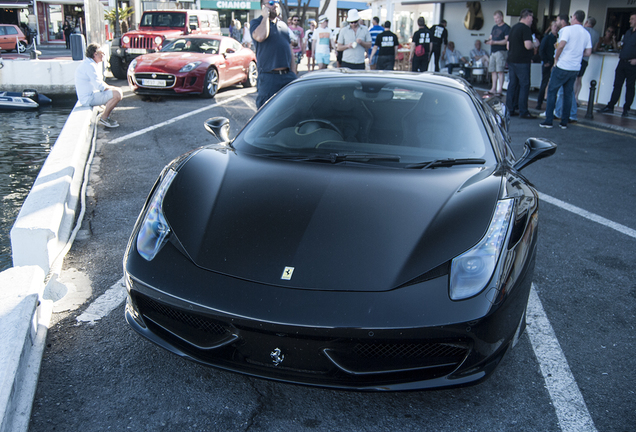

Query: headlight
left=128, top=58, right=137, bottom=73
left=122, top=35, right=130, bottom=44
left=154, top=36, right=163, bottom=45
left=136, top=169, right=177, bottom=261
left=179, top=61, right=201, bottom=72
left=449, top=199, right=514, bottom=300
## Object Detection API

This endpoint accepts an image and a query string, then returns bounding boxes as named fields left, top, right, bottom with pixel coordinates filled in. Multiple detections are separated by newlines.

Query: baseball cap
left=346, top=9, right=360, bottom=22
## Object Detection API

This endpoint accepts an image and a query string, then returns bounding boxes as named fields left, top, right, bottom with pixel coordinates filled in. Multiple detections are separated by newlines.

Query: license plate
left=127, top=48, right=147, bottom=54
left=141, top=79, right=166, bottom=87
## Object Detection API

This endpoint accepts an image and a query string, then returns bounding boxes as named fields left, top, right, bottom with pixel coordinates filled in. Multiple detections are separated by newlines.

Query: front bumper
left=124, top=238, right=534, bottom=390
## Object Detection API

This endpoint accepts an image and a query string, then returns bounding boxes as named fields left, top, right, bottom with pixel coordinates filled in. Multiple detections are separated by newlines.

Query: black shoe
left=539, top=122, right=553, bottom=129
left=559, top=124, right=567, bottom=130
left=622, top=109, right=630, bottom=117
left=510, top=111, right=519, bottom=117
left=535, top=104, right=542, bottom=110
left=520, top=112, right=536, bottom=119
left=598, top=106, right=614, bottom=114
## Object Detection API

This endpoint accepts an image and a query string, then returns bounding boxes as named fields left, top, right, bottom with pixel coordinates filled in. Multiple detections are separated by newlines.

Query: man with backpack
left=410, top=17, right=431, bottom=72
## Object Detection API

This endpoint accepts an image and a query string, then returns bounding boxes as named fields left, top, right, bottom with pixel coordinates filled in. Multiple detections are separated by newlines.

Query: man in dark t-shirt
left=485, top=10, right=510, bottom=95
left=371, top=21, right=399, bottom=70
left=505, top=9, right=539, bottom=119
left=410, top=17, right=431, bottom=72
left=250, top=0, right=297, bottom=108
left=430, top=20, right=447, bottom=72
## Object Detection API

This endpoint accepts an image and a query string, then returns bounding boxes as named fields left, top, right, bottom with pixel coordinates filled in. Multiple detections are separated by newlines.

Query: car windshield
left=141, top=12, right=186, bottom=28
left=161, top=38, right=219, bottom=54
left=234, top=76, right=494, bottom=167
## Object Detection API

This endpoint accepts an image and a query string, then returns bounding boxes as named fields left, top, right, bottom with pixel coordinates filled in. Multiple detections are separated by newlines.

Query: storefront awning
left=35, top=0, right=83, bottom=4
left=0, top=0, right=31, bottom=8
left=287, top=0, right=321, bottom=7
left=337, top=1, right=369, bottom=10
left=200, top=0, right=261, bottom=10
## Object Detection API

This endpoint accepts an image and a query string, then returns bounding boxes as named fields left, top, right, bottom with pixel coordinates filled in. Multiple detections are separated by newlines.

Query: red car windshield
left=161, top=38, right=220, bottom=54
left=141, top=13, right=186, bottom=28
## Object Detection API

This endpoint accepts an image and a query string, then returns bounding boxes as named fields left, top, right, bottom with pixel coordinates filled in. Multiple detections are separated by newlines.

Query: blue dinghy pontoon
left=0, top=89, right=52, bottom=110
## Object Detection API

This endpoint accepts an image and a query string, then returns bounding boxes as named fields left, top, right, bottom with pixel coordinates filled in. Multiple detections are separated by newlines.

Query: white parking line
left=539, top=192, right=636, bottom=239
left=527, top=285, right=598, bottom=432
left=76, top=277, right=126, bottom=325
left=108, top=91, right=255, bottom=145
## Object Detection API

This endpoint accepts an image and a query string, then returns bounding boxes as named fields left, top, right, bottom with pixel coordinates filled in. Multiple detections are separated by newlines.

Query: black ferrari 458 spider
left=124, top=70, right=556, bottom=390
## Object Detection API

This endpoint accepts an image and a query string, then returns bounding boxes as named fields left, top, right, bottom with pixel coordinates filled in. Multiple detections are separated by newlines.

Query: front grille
left=136, top=295, right=228, bottom=336
left=130, top=36, right=155, bottom=49
left=134, top=73, right=176, bottom=88
left=354, top=342, right=467, bottom=360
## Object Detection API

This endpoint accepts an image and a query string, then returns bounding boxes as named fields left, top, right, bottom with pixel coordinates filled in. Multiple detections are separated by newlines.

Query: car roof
left=296, top=69, right=472, bottom=92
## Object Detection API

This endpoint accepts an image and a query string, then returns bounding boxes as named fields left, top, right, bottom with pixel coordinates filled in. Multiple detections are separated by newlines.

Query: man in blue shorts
left=250, top=0, right=297, bottom=108
left=314, top=15, right=333, bottom=69
left=75, top=43, right=122, bottom=128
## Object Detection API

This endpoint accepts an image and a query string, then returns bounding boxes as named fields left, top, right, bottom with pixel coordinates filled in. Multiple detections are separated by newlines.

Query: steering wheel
left=295, top=119, right=343, bottom=137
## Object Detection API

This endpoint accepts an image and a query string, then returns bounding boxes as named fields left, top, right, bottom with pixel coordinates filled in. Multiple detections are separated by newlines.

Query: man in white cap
left=336, top=9, right=372, bottom=70
left=314, top=15, right=333, bottom=69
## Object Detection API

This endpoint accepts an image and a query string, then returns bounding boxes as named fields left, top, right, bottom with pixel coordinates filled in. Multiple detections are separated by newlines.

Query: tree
left=104, top=6, right=134, bottom=36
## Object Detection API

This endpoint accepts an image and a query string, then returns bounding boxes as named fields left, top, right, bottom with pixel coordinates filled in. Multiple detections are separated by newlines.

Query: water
left=0, top=103, right=75, bottom=272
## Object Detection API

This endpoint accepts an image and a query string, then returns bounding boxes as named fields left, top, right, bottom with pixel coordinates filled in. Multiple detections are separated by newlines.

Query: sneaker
left=622, top=110, right=630, bottom=118
left=99, top=116, right=119, bottom=128
left=520, top=112, right=536, bottom=119
left=598, top=105, right=614, bottom=114
left=539, top=111, right=546, bottom=118
left=539, top=122, right=553, bottom=129
left=559, top=124, right=567, bottom=129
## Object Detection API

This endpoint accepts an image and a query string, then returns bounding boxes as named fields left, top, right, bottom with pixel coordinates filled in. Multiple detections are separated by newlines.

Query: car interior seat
left=313, top=87, right=373, bottom=143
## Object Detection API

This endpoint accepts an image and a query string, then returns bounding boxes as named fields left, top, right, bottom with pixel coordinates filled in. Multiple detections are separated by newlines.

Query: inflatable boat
left=0, top=89, right=52, bottom=110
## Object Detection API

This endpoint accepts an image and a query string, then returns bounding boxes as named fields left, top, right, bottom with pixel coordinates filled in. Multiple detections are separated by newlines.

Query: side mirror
left=513, top=138, right=557, bottom=171
left=204, top=117, right=230, bottom=142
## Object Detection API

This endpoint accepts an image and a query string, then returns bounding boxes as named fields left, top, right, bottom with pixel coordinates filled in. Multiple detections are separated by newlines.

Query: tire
left=201, top=67, right=219, bottom=99
left=109, top=55, right=128, bottom=80
left=17, top=41, right=27, bottom=53
left=243, top=61, right=257, bottom=88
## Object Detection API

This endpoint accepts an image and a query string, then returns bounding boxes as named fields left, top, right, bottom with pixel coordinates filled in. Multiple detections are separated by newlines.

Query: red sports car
left=127, top=35, right=257, bottom=98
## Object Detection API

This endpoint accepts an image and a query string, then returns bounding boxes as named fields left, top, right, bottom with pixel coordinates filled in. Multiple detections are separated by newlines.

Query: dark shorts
left=341, top=61, right=365, bottom=70
left=256, top=70, right=297, bottom=109
left=578, top=59, right=588, bottom=77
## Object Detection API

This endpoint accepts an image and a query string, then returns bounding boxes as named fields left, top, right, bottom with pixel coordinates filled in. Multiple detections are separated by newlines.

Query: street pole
left=115, top=1, right=121, bottom=38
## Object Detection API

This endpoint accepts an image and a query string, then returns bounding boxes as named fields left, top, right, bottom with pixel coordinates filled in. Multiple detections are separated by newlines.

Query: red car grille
left=130, top=36, right=155, bottom=49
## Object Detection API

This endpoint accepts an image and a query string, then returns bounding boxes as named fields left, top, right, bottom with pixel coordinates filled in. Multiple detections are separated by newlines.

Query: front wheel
left=201, top=67, right=219, bottom=98
left=243, top=61, right=257, bottom=88
left=109, top=56, right=128, bottom=80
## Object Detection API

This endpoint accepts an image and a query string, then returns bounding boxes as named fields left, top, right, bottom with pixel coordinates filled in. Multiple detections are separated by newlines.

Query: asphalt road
left=28, top=78, right=636, bottom=431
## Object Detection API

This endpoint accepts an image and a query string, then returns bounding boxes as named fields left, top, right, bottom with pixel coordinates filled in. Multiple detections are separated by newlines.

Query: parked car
left=110, top=9, right=221, bottom=79
left=127, top=35, right=256, bottom=98
left=0, top=24, right=28, bottom=53
left=123, top=71, right=556, bottom=390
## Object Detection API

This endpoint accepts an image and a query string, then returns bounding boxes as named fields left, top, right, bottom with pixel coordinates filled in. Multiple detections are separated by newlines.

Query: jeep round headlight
left=154, top=36, right=163, bottom=45
left=122, top=35, right=130, bottom=44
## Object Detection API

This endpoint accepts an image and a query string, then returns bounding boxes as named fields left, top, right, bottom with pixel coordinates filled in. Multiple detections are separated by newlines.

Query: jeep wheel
left=201, top=67, right=219, bottom=98
left=110, top=56, right=127, bottom=80
left=16, top=41, right=27, bottom=53
left=243, top=61, right=257, bottom=88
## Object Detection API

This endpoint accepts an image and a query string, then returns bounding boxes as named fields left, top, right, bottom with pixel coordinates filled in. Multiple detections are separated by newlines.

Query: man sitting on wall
left=74, top=43, right=123, bottom=128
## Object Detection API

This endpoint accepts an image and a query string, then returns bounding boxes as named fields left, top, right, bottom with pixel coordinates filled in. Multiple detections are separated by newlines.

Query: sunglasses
left=268, top=0, right=279, bottom=4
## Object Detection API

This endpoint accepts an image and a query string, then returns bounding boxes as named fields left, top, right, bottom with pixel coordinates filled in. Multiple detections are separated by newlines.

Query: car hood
left=135, top=52, right=213, bottom=72
left=162, top=147, right=502, bottom=292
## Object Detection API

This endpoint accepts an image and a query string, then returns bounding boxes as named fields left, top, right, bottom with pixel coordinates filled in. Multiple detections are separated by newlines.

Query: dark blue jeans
left=256, top=71, right=297, bottom=109
left=506, top=62, right=531, bottom=116
left=545, top=66, right=578, bottom=125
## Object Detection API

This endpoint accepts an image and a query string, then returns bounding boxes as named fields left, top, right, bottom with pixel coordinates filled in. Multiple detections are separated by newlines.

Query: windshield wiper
left=404, top=158, right=486, bottom=169
left=259, top=152, right=401, bottom=163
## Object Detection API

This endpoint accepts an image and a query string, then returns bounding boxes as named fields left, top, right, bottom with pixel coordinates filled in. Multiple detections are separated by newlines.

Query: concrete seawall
left=0, top=59, right=81, bottom=95
left=0, top=103, right=98, bottom=432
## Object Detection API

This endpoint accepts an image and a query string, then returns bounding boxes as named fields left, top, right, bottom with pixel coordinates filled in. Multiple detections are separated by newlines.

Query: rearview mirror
left=204, top=117, right=230, bottom=142
left=513, top=138, right=557, bottom=171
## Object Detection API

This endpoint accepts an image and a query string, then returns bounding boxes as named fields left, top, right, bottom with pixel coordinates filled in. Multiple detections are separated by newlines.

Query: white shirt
left=556, top=24, right=592, bottom=71
left=75, top=57, right=106, bottom=105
